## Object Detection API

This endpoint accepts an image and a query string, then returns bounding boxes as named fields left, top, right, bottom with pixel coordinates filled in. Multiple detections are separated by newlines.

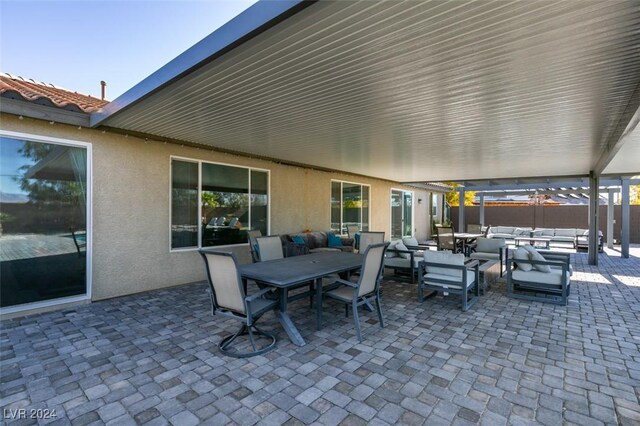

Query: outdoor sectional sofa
left=280, top=231, right=354, bottom=254
left=487, top=226, right=603, bottom=250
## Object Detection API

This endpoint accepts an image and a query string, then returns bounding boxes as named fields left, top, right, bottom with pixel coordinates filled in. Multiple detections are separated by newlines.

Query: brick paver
left=1, top=247, right=639, bottom=424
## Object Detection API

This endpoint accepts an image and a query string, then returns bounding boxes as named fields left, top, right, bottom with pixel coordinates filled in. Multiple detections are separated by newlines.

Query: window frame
left=330, top=179, right=371, bottom=234
left=390, top=188, right=415, bottom=239
left=169, top=155, right=270, bottom=252
left=0, top=129, right=93, bottom=315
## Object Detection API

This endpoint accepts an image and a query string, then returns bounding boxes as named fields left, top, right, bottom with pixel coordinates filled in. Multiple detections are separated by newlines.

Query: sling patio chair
left=199, top=250, right=278, bottom=358
left=323, top=242, right=389, bottom=342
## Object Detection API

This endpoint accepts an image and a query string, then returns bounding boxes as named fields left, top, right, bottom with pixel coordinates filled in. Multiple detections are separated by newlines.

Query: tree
left=445, top=182, right=476, bottom=206
left=631, top=184, right=640, bottom=205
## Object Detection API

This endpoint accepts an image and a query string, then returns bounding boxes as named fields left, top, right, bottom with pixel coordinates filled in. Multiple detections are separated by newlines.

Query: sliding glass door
left=0, top=134, right=90, bottom=310
left=391, top=189, right=413, bottom=239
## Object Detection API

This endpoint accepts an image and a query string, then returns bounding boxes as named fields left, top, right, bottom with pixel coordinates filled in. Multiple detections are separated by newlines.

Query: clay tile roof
left=0, top=72, right=109, bottom=113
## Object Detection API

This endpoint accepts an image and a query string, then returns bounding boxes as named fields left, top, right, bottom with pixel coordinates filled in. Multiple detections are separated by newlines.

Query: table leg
left=316, top=278, right=323, bottom=331
left=277, top=288, right=306, bottom=346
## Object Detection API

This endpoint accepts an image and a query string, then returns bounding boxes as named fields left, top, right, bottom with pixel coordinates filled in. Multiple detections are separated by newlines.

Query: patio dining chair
left=323, top=242, right=389, bottom=342
left=358, top=231, right=385, bottom=253
left=247, top=230, right=262, bottom=263
left=435, top=226, right=464, bottom=253
left=199, top=250, right=278, bottom=358
left=256, top=236, right=285, bottom=261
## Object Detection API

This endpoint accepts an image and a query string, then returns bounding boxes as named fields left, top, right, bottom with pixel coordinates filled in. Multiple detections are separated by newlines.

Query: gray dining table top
left=239, top=251, right=363, bottom=287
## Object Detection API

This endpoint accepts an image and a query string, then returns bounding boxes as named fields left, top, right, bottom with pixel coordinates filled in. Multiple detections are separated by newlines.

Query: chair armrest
left=246, top=286, right=276, bottom=302
left=334, top=278, right=358, bottom=289
left=419, top=260, right=468, bottom=271
left=464, top=259, right=479, bottom=269
left=405, top=244, right=431, bottom=251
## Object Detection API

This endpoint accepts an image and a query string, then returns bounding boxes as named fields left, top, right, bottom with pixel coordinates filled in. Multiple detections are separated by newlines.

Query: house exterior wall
left=1, top=113, right=434, bottom=302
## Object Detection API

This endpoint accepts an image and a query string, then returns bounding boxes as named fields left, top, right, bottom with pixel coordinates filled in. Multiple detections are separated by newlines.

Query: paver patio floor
left=2, top=247, right=639, bottom=425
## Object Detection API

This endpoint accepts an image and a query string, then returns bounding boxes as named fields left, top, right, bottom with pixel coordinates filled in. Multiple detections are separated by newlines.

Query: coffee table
left=514, top=236, right=552, bottom=249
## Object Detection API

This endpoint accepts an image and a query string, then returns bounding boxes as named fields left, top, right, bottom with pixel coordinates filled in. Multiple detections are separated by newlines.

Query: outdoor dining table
left=238, top=251, right=363, bottom=346
left=455, top=232, right=483, bottom=255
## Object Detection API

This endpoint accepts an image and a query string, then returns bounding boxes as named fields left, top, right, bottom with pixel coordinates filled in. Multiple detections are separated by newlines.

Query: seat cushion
left=309, top=247, right=342, bottom=253
left=326, top=285, right=356, bottom=302
left=512, top=268, right=570, bottom=286
left=422, top=271, right=476, bottom=289
left=422, top=251, right=465, bottom=277
left=470, top=252, right=500, bottom=261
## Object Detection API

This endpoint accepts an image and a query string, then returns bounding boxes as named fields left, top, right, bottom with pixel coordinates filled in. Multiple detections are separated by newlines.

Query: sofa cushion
left=554, top=228, right=577, bottom=238
left=513, top=247, right=533, bottom=272
left=422, top=251, right=465, bottom=278
left=476, top=237, right=505, bottom=253
left=523, top=245, right=551, bottom=273
left=395, top=242, right=411, bottom=259
left=385, top=241, right=398, bottom=258
left=497, top=226, right=515, bottom=234
left=327, top=233, right=343, bottom=248
left=512, top=268, right=570, bottom=286
left=514, top=228, right=532, bottom=236
left=423, top=271, right=476, bottom=289
left=292, top=235, right=306, bottom=245
left=539, top=228, right=555, bottom=237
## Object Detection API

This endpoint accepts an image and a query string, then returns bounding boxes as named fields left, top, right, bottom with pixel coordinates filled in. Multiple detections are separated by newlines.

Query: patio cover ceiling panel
left=96, top=1, right=640, bottom=182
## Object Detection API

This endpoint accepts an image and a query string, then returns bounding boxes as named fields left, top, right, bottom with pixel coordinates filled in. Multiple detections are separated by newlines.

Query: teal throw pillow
left=292, top=235, right=306, bottom=245
left=327, top=233, right=343, bottom=248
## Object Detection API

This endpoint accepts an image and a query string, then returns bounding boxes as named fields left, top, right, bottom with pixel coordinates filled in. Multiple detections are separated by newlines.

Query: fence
left=451, top=205, right=640, bottom=243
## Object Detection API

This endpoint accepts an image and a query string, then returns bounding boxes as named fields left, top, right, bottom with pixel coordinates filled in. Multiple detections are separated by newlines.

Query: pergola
left=441, top=176, right=640, bottom=263
left=91, top=1, right=640, bottom=265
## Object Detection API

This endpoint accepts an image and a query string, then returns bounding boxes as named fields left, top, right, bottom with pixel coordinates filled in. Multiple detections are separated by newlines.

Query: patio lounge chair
left=323, top=242, right=389, bottom=342
left=418, top=251, right=480, bottom=311
left=199, top=250, right=278, bottom=358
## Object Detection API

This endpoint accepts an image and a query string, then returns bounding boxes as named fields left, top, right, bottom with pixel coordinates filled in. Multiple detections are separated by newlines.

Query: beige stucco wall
left=1, top=113, right=437, bottom=302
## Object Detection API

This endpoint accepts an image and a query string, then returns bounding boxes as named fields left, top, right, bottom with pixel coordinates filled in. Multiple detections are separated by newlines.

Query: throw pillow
left=292, top=235, right=306, bottom=245
left=395, top=242, right=411, bottom=259
left=327, top=233, right=343, bottom=248
left=385, top=241, right=398, bottom=258
left=523, top=245, right=551, bottom=273
left=513, top=247, right=532, bottom=272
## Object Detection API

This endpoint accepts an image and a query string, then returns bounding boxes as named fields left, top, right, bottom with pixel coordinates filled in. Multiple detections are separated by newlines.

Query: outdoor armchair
left=418, top=251, right=480, bottom=311
left=469, top=237, right=507, bottom=276
left=323, top=242, right=389, bottom=342
left=199, top=250, right=278, bottom=358
left=507, top=247, right=571, bottom=305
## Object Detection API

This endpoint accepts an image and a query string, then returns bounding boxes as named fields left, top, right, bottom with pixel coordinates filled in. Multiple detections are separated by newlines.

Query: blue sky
left=0, top=0, right=257, bottom=100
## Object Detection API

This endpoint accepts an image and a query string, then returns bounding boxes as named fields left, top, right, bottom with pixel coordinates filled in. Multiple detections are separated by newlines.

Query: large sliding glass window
left=171, top=158, right=269, bottom=249
left=330, top=180, right=370, bottom=233
left=0, top=134, right=89, bottom=309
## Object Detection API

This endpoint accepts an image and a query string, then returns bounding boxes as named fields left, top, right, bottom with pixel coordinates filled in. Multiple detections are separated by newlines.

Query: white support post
left=458, top=187, right=465, bottom=232
left=607, top=189, right=615, bottom=249
left=621, top=179, right=630, bottom=258
left=588, top=171, right=599, bottom=265
left=479, top=193, right=485, bottom=227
